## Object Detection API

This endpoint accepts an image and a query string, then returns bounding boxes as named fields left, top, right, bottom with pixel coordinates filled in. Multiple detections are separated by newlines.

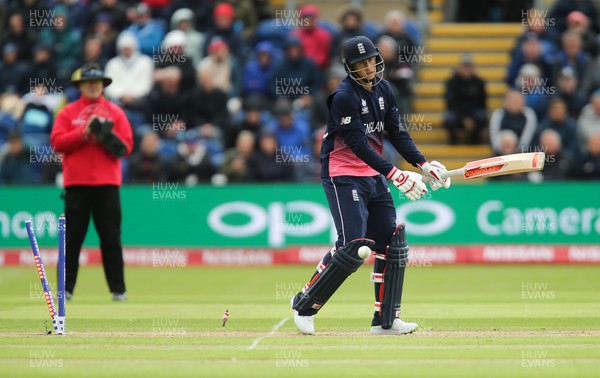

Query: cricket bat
left=431, top=152, right=545, bottom=180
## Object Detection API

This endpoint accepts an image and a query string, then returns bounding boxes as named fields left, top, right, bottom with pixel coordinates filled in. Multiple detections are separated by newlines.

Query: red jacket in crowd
left=50, top=95, right=133, bottom=187
left=294, top=26, right=332, bottom=70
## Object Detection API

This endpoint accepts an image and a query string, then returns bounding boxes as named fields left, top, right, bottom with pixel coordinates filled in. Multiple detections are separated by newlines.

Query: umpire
left=50, top=63, right=133, bottom=301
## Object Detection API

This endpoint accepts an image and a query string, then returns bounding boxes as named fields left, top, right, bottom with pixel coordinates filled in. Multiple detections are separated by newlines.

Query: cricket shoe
left=370, top=319, right=417, bottom=335
left=65, top=291, right=72, bottom=302
left=112, top=292, right=128, bottom=301
left=291, top=297, right=314, bottom=334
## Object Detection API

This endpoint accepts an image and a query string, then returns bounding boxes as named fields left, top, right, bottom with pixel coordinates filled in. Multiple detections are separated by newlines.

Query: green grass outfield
left=1, top=264, right=599, bottom=377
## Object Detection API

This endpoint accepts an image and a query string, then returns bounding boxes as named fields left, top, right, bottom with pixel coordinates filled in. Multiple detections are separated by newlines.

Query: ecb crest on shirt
left=361, top=99, right=369, bottom=114
left=378, top=97, right=385, bottom=110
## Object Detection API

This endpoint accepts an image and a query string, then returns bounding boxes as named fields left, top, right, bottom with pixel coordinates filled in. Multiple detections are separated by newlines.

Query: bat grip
left=420, top=168, right=463, bottom=183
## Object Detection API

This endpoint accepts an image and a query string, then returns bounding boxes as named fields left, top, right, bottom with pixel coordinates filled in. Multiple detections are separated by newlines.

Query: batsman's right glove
left=419, top=160, right=451, bottom=191
left=387, top=167, right=428, bottom=201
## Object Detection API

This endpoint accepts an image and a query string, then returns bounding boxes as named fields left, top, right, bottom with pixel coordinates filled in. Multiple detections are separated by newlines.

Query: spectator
left=170, top=7, right=204, bottom=66
left=5, top=0, right=47, bottom=31
left=330, top=6, right=375, bottom=61
left=489, top=90, right=537, bottom=154
left=30, top=43, right=58, bottom=84
left=267, top=98, right=311, bottom=158
left=156, top=30, right=197, bottom=93
left=380, top=10, right=420, bottom=68
left=254, top=16, right=293, bottom=51
left=192, top=67, right=229, bottom=128
left=225, top=95, right=272, bottom=148
left=516, top=64, right=550, bottom=120
left=267, top=98, right=312, bottom=180
left=169, top=0, right=214, bottom=33
left=574, top=132, right=600, bottom=178
left=506, top=36, right=554, bottom=89
left=20, top=82, right=63, bottom=142
left=172, top=129, right=222, bottom=184
left=248, top=132, right=294, bottom=182
left=0, top=44, right=29, bottom=95
left=378, top=36, right=413, bottom=115
left=549, top=0, right=599, bottom=34
left=444, top=54, right=488, bottom=144
left=231, top=0, right=258, bottom=39
left=220, top=130, right=255, bottom=182
left=127, top=131, right=171, bottom=183
left=197, top=38, right=242, bottom=98
left=0, top=95, right=23, bottom=144
left=141, top=0, right=171, bottom=20
left=243, top=41, right=277, bottom=99
left=145, top=66, right=193, bottom=138
left=126, top=3, right=166, bottom=56
left=0, top=93, right=24, bottom=116
left=53, top=0, right=87, bottom=35
left=271, top=37, right=320, bottom=101
left=39, top=6, right=81, bottom=82
left=1, top=12, right=35, bottom=61
left=577, top=89, right=600, bottom=152
left=311, top=66, right=346, bottom=131
left=203, top=3, right=245, bottom=61
left=79, top=37, right=108, bottom=69
left=511, top=10, right=559, bottom=59
left=565, top=11, right=598, bottom=58
left=557, top=66, right=588, bottom=117
left=87, top=12, right=118, bottom=64
left=104, top=31, right=154, bottom=110
left=86, top=0, right=129, bottom=34
left=553, top=31, right=592, bottom=85
left=0, top=131, right=34, bottom=184
left=292, top=4, right=332, bottom=70
left=135, top=116, right=186, bottom=160
left=538, top=97, right=578, bottom=153
left=538, top=129, right=574, bottom=180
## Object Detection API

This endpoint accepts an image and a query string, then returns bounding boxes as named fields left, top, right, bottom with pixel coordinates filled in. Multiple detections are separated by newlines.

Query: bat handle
left=420, top=168, right=463, bottom=183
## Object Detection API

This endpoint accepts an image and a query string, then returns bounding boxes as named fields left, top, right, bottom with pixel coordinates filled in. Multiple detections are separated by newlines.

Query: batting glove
left=419, top=161, right=451, bottom=191
left=387, top=167, right=428, bottom=201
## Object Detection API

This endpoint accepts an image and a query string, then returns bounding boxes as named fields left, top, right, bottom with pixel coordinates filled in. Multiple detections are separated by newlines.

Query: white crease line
left=246, top=317, right=289, bottom=351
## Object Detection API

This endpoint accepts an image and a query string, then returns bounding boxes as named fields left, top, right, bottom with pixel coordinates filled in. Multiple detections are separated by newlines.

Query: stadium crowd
left=0, top=0, right=599, bottom=185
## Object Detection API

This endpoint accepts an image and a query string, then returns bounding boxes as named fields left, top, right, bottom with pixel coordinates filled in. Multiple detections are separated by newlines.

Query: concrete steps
left=416, top=22, right=521, bottom=128
left=402, top=21, right=522, bottom=174
left=415, top=82, right=509, bottom=97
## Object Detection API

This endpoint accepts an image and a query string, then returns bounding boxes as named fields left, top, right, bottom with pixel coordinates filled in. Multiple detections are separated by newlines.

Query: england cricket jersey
left=321, top=77, right=425, bottom=178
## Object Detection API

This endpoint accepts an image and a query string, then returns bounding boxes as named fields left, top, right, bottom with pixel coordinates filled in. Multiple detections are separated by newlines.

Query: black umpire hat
left=71, top=63, right=112, bottom=87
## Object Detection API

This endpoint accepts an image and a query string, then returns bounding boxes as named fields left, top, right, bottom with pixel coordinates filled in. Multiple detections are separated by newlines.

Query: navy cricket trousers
left=322, top=175, right=397, bottom=253
left=293, top=175, right=398, bottom=317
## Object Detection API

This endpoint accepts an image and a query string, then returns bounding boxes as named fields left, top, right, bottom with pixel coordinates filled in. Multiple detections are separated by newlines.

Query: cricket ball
left=357, top=246, right=371, bottom=259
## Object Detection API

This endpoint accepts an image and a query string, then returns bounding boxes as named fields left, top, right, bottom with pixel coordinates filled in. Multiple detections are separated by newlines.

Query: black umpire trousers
left=64, top=185, right=126, bottom=294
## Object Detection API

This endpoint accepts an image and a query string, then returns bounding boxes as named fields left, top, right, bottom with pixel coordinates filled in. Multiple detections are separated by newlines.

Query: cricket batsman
left=290, top=36, right=451, bottom=335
